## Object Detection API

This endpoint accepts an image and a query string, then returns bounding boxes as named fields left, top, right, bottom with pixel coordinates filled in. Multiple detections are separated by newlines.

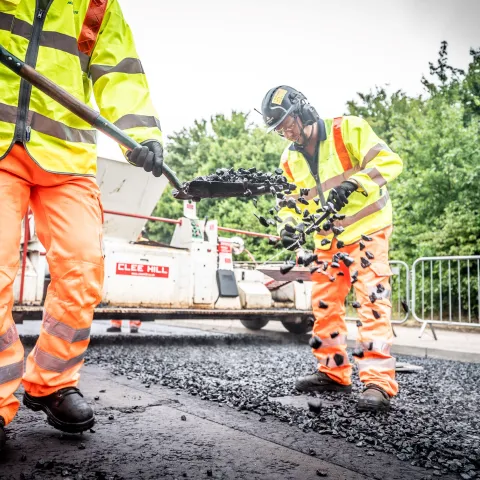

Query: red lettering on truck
left=116, top=263, right=169, bottom=278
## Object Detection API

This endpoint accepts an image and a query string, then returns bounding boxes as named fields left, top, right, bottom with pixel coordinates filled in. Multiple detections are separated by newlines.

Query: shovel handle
left=0, top=45, right=182, bottom=190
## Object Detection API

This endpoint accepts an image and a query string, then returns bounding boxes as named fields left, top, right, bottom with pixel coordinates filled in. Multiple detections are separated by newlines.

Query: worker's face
left=275, top=115, right=303, bottom=144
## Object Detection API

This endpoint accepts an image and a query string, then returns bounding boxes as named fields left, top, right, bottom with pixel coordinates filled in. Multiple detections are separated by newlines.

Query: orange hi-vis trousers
left=310, top=226, right=398, bottom=397
left=110, top=320, right=141, bottom=329
left=0, top=145, right=104, bottom=426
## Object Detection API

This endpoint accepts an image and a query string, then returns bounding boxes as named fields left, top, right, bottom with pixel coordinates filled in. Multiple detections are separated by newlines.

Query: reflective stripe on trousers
left=357, top=357, right=396, bottom=372
left=0, top=145, right=104, bottom=424
left=0, top=321, right=24, bottom=425
left=311, top=225, right=398, bottom=396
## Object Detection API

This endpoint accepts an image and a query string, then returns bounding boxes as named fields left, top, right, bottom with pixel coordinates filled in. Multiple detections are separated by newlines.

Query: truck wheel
left=240, top=317, right=270, bottom=330
left=281, top=315, right=314, bottom=334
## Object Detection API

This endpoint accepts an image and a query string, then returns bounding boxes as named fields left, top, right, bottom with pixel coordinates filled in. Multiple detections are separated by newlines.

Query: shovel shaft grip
left=0, top=44, right=182, bottom=190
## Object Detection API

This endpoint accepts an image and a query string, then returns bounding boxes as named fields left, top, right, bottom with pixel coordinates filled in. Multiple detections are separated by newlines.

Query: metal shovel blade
left=258, top=266, right=312, bottom=282
left=172, top=181, right=270, bottom=200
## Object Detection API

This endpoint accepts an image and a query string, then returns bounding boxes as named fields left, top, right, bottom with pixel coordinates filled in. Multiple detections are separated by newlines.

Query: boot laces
left=56, top=387, right=83, bottom=405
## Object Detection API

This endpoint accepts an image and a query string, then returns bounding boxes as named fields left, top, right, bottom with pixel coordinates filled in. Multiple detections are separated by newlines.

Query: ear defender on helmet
left=293, top=92, right=320, bottom=126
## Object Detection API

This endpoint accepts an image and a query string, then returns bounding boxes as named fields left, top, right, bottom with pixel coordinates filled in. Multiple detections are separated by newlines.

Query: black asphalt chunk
left=253, top=214, right=269, bottom=228
left=309, top=336, right=323, bottom=349
left=85, top=339, right=480, bottom=479
left=280, top=262, right=295, bottom=274
left=333, top=353, right=344, bottom=366
left=360, top=257, right=371, bottom=268
left=308, top=398, right=322, bottom=414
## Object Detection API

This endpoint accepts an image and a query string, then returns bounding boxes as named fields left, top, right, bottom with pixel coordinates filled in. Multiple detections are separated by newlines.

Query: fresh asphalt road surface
left=1, top=321, right=477, bottom=480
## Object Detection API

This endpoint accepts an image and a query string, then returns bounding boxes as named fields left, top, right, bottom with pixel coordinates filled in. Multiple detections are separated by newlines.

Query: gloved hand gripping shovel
left=0, top=45, right=288, bottom=200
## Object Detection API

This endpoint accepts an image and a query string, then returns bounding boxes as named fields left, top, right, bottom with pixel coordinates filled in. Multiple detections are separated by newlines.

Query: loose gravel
left=86, top=337, right=480, bottom=479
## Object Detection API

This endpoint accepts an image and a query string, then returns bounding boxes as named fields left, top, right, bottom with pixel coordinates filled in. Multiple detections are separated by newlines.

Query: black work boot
left=24, top=387, right=94, bottom=433
left=0, top=417, right=6, bottom=451
left=106, top=326, right=121, bottom=333
left=357, top=384, right=391, bottom=412
left=295, top=371, right=352, bottom=393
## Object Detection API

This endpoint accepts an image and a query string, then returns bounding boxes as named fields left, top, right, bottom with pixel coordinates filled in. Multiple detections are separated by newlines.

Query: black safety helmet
left=261, top=85, right=319, bottom=133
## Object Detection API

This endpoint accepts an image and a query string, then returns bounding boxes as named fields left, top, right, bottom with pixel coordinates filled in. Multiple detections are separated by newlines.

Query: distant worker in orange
left=106, top=229, right=148, bottom=334
left=0, top=0, right=164, bottom=450
left=261, top=86, right=403, bottom=412
left=107, top=319, right=142, bottom=334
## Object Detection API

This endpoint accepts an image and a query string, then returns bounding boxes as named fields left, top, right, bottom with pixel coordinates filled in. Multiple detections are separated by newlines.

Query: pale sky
left=98, top=0, right=480, bottom=160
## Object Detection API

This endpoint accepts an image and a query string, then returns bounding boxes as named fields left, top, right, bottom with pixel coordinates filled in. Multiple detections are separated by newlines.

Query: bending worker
left=0, top=0, right=163, bottom=450
left=261, top=86, right=403, bottom=412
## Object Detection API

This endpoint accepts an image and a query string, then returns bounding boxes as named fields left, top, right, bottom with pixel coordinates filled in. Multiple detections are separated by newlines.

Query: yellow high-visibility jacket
left=277, top=116, right=403, bottom=250
left=0, top=0, right=162, bottom=175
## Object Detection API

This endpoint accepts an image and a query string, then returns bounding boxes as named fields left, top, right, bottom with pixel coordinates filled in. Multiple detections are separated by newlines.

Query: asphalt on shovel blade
left=172, top=181, right=269, bottom=199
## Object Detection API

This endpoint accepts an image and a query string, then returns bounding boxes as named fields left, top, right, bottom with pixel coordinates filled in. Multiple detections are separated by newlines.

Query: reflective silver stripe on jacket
left=114, top=114, right=161, bottom=131
left=0, top=12, right=89, bottom=73
left=31, top=112, right=96, bottom=144
left=43, top=312, right=90, bottom=343
left=0, top=324, right=19, bottom=353
left=363, top=167, right=387, bottom=187
left=0, top=103, right=96, bottom=144
left=357, top=357, right=396, bottom=371
left=33, top=347, right=85, bottom=373
left=283, top=167, right=360, bottom=202
left=361, top=143, right=392, bottom=169
left=0, top=360, right=23, bottom=385
left=91, top=58, right=145, bottom=84
left=317, top=191, right=390, bottom=235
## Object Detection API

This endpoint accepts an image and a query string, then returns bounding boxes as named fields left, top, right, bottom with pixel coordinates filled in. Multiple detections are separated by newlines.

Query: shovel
left=0, top=45, right=278, bottom=200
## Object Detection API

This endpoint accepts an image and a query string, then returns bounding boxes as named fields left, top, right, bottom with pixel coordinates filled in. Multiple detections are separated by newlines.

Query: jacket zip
left=13, top=2, right=49, bottom=144
left=300, top=121, right=326, bottom=207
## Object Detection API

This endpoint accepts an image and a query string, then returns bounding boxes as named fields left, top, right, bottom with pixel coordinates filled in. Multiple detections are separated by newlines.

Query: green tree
left=346, top=42, right=480, bottom=263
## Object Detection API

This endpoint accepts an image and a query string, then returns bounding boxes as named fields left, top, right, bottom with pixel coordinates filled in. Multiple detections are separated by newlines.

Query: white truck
left=12, top=152, right=315, bottom=334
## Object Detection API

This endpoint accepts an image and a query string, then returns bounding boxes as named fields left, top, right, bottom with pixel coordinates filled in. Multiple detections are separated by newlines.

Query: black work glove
left=280, top=229, right=299, bottom=251
left=327, top=180, right=357, bottom=212
left=128, top=140, right=164, bottom=177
